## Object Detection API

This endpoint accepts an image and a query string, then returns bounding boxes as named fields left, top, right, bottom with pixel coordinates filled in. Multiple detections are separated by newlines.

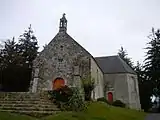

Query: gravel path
left=145, top=113, right=160, bottom=120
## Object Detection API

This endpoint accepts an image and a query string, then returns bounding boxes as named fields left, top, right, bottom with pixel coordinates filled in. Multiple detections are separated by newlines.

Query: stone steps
left=0, top=93, right=41, bottom=98
left=0, top=99, right=48, bottom=102
left=0, top=92, right=48, bottom=98
left=0, top=92, right=60, bottom=117
left=0, top=96, right=45, bottom=100
left=0, top=100, right=52, bottom=104
left=0, top=96, right=41, bottom=98
left=0, top=99, right=47, bottom=101
left=0, top=106, right=59, bottom=111
left=0, top=103, right=57, bottom=108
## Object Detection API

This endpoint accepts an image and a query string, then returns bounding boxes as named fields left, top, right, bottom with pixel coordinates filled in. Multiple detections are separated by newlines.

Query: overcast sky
left=0, top=0, right=160, bottom=64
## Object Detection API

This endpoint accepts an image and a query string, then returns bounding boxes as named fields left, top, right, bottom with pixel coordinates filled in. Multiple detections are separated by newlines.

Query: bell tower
left=59, top=13, right=67, bottom=32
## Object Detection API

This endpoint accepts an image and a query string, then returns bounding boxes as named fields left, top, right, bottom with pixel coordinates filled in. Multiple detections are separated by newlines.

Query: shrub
left=112, top=100, right=126, bottom=108
left=65, top=87, right=87, bottom=111
left=81, top=76, right=95, bottom=101
left=56, top=85, right=73, bottom=102
left=97, top=97, right=110, bottom=104
left=48, top=85, right=73, bottom=107
left=48, top=86, right=87, bottom=111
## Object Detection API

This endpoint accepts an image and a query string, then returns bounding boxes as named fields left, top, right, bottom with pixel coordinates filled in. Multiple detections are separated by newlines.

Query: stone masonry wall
left=104, top=73, right=130, bottom=107
left=126, top=73, right=141, bottom=110
left=30, top=31, right=91, bottom=92
left=90, top=58, right=104, bottom=99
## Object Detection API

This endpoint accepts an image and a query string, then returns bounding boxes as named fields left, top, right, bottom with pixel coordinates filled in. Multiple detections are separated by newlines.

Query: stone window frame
left=97, top=69, right=99, bottom=84
left=131, top=76, right=137, bottom=92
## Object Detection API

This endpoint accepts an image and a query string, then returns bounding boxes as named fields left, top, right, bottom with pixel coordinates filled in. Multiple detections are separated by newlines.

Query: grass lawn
left=0, top=102, right=147, bottom=120
left=0, top=112, right=38, bottom=120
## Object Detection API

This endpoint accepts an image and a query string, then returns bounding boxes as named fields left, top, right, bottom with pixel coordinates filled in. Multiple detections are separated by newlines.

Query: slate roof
left=94, top=55, right=136, bottom=74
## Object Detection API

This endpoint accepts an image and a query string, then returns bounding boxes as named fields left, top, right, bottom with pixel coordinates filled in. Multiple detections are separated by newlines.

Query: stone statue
left=59, top=13, right=67, bottom=32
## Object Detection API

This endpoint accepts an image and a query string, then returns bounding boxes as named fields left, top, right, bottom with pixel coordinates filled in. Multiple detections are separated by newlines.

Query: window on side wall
left=97, top=69, right=99, bottom=84
left=131, top=76, right=137, bottom=92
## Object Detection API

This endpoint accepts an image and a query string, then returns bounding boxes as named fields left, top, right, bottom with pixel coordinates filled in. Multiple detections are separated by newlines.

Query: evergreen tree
left=0, top=25, right=39, bottom=92
left=135, top=61, right=143, bottom=83
left=118, top=46, right=134, bottom=69
left=0, top=42, right=3, bottom=89
left=18, top=24, right=38, bottom=68
left=144, top=28, right=160, bottom=96
left=0, top=43, right=4, bottom=68
left=2, top=38, right=22, bottom=67
left=0, top=38, right=21, bottom=91
left=135, top=61, right=152, bottom=112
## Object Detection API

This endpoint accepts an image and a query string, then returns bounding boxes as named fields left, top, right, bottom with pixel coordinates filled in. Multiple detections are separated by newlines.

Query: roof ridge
left=94, top=55, right=118, bottom=58
left=117, top=56, right=136, bottom=74
left=117, top=56, right=129, bottom=73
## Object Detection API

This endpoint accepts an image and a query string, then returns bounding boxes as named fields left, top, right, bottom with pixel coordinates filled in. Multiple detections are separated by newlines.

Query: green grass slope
left=45, top=102, right=146, bottom=120
left=0, top=102, right=146, bottom=120
left=0, top=112, right=37, bottom=120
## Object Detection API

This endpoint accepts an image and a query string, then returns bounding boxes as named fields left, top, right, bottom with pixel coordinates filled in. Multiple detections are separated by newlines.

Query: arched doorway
left=52, top=77, right=65, bottom=90
left=107, top=92, right=113, bottom=103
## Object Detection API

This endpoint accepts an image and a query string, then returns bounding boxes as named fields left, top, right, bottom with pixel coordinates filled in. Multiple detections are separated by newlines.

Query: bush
left=112, top=100, right=126, bottom=108
left=81, top=76, right=95, bottom=101
left=97, top=97, right=110, bottom=104
left=65, top=87, right=87, bottom=111
left=48, top=85, right=73, bottom=108
left=56, top=86, right=72, bottom=99
left=56, top=85, right=73, bottom=102
left=48, top=86, right=87, bottom=111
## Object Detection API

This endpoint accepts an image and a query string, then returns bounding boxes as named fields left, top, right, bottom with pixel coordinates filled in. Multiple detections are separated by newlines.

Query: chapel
left=30, top=14, right=141, bottom=110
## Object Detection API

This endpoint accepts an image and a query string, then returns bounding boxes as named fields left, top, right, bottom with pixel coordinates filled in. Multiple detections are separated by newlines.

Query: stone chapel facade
left=30, top=14, right=141, bottom=110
